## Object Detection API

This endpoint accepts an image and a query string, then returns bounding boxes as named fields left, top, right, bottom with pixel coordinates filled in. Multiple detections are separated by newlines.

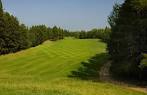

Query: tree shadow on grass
left=69, top=53, right=109, bottom=81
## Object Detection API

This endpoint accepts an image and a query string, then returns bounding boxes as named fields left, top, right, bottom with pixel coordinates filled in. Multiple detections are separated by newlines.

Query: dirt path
left=99, top=61, right=112, bottom=81
left=99, top=61, right=147, bottom=93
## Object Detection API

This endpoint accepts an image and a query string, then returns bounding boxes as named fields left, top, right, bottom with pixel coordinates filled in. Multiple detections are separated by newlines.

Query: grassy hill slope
left=0, top=38, right=145, bottom=95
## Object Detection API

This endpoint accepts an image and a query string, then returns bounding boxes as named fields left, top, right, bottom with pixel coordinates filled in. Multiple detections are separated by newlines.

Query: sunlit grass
left=0, top=38, right=145, bottom=95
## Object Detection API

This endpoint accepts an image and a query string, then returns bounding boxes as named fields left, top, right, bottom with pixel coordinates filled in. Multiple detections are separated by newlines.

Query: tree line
left=0, top=0, right=65, bottom=55
left=108, top=0, right=147, bottom=81
left=65, top=27, right=111, bottom=42
left=0, top=0, right=110, bottom=55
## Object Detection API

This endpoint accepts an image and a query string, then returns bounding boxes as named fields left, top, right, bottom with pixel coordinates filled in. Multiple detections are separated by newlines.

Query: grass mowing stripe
left=0, top=38, right=145, bottom=95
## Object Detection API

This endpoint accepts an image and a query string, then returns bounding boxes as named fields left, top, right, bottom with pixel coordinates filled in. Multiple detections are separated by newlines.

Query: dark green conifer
left=108, top=0, right=147, bottom=79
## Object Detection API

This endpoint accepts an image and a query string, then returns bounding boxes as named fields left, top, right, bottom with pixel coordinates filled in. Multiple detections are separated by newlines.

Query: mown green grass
left=0, top=38, right=145, bottom=95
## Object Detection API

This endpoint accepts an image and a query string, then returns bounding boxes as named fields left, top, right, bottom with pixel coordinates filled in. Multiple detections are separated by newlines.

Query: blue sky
left=2, top=0, right=123, bottom=31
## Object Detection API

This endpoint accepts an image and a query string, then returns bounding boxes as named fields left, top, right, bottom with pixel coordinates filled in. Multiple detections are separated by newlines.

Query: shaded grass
left=70, top=53, right=109, bottom=80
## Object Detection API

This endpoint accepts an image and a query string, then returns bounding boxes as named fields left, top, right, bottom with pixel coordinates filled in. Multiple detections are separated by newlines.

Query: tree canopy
left=0, top=1, right=65, bottom=55
left=108, top=0, right=147, bottom=80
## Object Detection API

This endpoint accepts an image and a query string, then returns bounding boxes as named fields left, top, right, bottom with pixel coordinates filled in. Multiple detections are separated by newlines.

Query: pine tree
left=0, top=0, right=2, bottom=12
left=0, top=0, right=6, bottom=54
left=108, top=0, right=147, bottom=79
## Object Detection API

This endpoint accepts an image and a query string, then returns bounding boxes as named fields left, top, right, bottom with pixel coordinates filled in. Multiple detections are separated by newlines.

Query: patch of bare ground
left=99, top=61, right=147, bottom=93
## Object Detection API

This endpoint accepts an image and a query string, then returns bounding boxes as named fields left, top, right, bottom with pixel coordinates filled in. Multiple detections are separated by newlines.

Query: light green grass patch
left=0, top=38, right=145, bottom=95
